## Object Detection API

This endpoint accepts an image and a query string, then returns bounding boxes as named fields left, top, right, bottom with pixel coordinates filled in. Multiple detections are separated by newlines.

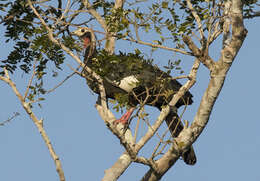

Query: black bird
left=72, top=27, right=197, bottom=165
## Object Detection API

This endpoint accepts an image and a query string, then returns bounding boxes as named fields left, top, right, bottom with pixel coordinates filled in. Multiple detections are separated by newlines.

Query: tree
left=0, top=0, right=259, bottom=181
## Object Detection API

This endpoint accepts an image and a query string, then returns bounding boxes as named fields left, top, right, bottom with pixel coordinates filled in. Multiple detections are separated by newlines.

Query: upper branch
left=114, top=0, right=125, bottom=9
left=54, top=0, right=70, bottom=26
left=177, top=0, right=247, bottom=167
left=183, top=35, right=215, bottom=70
left=186, top=0, right=205, bottom=41
left=222, top=1, right=232, bottom=49
left=219, top=0, right=248, bottom=65
left=82, top=0, right=108, bottom=31
left=82, top=0, right=125, bottom=53
left=123, top=37, right=192, bottom=56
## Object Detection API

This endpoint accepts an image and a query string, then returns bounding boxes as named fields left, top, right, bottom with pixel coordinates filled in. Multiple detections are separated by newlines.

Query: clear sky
left=0, top=7, right=260, bottom=181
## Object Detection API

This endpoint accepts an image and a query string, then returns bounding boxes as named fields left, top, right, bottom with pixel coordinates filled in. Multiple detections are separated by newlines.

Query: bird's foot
left=113, top=108, right=135, bottom=125
left=113, top=117, right=128, bottom=125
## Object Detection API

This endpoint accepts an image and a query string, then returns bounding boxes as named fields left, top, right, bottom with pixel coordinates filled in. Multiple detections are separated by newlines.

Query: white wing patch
left=115, top=75, right=139, bottom=93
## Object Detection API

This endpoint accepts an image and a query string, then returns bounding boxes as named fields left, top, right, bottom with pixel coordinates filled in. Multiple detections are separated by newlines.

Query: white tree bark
left=141, top=0, right=247, bottom=180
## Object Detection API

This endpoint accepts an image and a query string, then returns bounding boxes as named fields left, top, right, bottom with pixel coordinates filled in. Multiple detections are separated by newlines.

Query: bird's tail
left=165, top=108, right=197, bottom=165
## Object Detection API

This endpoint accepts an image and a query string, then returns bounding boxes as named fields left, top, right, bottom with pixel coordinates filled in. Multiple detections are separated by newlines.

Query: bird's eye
left=81, top=29, right=85, bottom=33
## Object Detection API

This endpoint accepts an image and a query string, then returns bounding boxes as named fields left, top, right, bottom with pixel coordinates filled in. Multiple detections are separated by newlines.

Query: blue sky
left=1, top=7, right=260, bottom=181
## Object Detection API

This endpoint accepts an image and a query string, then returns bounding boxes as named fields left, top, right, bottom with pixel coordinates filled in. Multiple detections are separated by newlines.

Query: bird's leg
left=114, top=107, right=135, bottom=125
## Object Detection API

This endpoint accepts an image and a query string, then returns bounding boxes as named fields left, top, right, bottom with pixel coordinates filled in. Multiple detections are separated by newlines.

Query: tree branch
left=183, top=35, right=215, bottom=70
left=82, top=0, right=123, bottom=53
left=82, top=0, right=108, bottom=31
left=54, top=0, right=70, bottom=26
left=123, top=37, right=193, bottom=56
left=222, top=1, right=232, bottom=49
left=0, top=112, right=20, bottom=126
left=186, top=0, right=205, bottom=40
left=243, top=11, right=260, bottom=19
left=143, top=1, right=247, bottom=180
left=141, top=59, right=200, bottom=180
left=24, top=59, right=37, bottom=100
left=104, top=58, right=200, bottom=181
left=0, top=68, right=65, bottom=181
left=28, top=2, right=138, bottom=181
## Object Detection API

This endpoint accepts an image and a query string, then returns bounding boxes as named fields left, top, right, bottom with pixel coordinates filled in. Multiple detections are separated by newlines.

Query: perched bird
left=72, top=27, right=197, bottom=165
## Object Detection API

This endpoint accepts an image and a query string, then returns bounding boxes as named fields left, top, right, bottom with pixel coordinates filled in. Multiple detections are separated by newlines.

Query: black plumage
left=72, top=27, right=196, bottom=165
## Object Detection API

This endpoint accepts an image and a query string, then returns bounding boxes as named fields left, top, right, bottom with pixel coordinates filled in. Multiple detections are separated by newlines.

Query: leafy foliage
left=83, top=49, right=185, bottom=110
left=1, top=0, right=259, bottom=108
left=0, top=0, right=70, bottom=76
left=243, top=0, right=259, bottom=18
left=89, top=50, right=154, bottom=81
left=111, top=93, right=129, bottom=112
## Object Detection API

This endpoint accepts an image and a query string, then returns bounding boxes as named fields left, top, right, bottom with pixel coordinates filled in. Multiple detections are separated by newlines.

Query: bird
left=72, top=27, right=197, bottom=165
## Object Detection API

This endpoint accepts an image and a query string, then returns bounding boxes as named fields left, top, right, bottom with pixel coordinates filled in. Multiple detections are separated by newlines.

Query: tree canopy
left=0, top=0, right=259, bottom=181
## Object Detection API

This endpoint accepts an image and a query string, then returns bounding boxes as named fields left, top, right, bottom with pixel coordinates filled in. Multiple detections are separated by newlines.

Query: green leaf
left=135, top=49, right=141, bottom=55
left=162, top=1, right=168, bottom=9
left=38, top=97, right=45, bottom=101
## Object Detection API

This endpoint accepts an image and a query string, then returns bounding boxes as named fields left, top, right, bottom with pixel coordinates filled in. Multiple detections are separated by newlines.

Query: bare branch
left=0, top=67, right=65, bottom=181
left=222, top=1, right=232, bottom=49
left=82, top=0, right=125, bottom=53
left=135, top=106, right=170, bottom=151
left=104, top=0, right=125, bottom=53
left=209, top=20, right=222, bottom=45
left=141, top=59, right=200, bottom=180
left=183, top=35, right=215, bottom=70
left=133, top=108, right=141, bottom=143
left=82, top=0, right=108, bottom=31
left=0, top=112, right=20, bottom=126
left=54, top=0, right=70, bottom=26
left=186, top=0, right=205, bottom=40
left=123, top=37, right=193, bottom=56
left=24, top=60, right=37, bottom=100
left=46, top=71, right=77, bottom=94
left=114, top=0, right=125, bottom=9
left=134, top=157, right=158, bottom=172
left=244, top=11, right=260, bottom=19
left=179, top=0, right=247, bottom=161
left=143, top=1, right=247, bottom=179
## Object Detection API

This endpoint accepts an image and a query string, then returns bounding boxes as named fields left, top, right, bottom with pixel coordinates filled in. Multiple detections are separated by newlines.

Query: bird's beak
left=71, top=30, right=78, bottom=36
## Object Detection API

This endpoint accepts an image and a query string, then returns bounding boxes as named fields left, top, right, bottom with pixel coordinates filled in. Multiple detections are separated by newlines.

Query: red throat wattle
left=83, top=37, right=90, bottom=48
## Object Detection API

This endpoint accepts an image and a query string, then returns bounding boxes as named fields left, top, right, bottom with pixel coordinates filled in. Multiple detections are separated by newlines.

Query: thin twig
left=122, top=37, right=193, bottom=56
left=54, top=0, right=71, bottom=26
left=186, top=0, right=205, bottom=40
left=0, top=112, right=20, bottom=126
left=133, top=110, right=141, bottom=144
left=24, top=59, right=37, bottom=100
left=46, top=66, right=79, bottom=94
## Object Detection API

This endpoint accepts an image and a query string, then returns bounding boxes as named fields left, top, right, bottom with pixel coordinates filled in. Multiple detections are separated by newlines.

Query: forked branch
left=0, top=68, right=65, bottom=181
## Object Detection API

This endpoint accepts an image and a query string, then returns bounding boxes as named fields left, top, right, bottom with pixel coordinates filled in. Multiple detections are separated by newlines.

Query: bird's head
left=72, top=27, right=96, bottom=61
left=72, top=27, right=96, bottom=49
